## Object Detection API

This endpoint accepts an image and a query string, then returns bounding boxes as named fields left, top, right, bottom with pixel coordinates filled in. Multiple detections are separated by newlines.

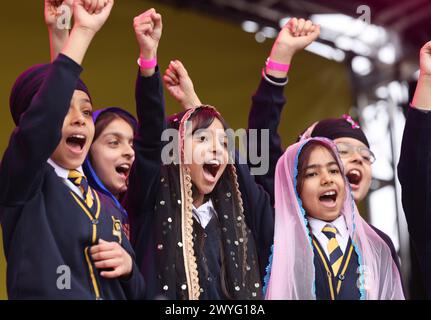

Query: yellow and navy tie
left=68, top=169, right=94, bottom=210
left=322, top=224, right=344, bottom=276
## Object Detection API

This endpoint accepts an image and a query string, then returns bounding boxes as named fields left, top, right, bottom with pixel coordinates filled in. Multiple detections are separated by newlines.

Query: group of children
left=0, top=0, right=426, bottom=300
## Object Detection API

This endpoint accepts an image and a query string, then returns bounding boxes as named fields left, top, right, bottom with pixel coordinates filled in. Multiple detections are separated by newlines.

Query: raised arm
left=248, top=18, right=320, bottom=204
left=163, top=59, right=202, bottom=110
left=398, top=41, right=431, bottom=297
left=62, top=0, right=113, bottom=65
left=45, top=0, right=73, bottom=61
left=134, top=8, right=161, bottom=78
left=412, top=41, right=431, bottom=110
left=0, top=0, right=114, bottom=206
left=125, top=9, right=166, bottom=240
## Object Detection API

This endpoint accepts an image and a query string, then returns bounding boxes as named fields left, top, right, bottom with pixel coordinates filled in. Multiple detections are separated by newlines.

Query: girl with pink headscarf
left=264, top=137, right=404, bottom=300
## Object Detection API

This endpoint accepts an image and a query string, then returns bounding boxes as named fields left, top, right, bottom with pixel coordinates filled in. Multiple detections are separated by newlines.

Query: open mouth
left=115, top=163, right=131, bottom=178
left=66, top=134, right=86, bottom=153
left=346, top=169, right=362, bottom=188
left=203, top=159, right=221, bottom=179
left=319, top=190, right=338, bottom=206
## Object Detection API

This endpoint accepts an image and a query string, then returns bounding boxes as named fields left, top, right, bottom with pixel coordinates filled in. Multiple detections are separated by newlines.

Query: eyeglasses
left=335, top=143, right=376, bottom=164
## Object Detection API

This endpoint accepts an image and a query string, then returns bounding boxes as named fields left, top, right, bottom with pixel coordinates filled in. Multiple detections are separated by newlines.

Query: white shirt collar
left=308, top=214, right=348, bottom=238
left=47, top=158, right=84, bottom=179
left=193, top=199, right=215, bottom=212
left=192, top=199, right=216, bottom=228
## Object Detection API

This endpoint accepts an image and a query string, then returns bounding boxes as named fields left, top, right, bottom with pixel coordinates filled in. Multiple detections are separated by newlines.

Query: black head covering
left=311, top=114, right=370, bottom=148
left=9, top=63, right=91, bottom=126
left=151, top=106, right=262, bottom=300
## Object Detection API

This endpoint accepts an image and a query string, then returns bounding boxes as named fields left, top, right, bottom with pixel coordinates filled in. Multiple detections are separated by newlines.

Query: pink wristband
left=266, top=58, right=290, bottom=73
left=137, top=56, right=157, bottom=69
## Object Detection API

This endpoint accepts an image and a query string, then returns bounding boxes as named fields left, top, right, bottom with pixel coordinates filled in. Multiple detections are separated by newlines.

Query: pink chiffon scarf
left=264, top=137, right=404, bottom=300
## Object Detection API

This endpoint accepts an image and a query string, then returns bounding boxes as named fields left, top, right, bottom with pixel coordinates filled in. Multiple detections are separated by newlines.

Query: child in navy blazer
left=0, top=0, right=144, bottom=300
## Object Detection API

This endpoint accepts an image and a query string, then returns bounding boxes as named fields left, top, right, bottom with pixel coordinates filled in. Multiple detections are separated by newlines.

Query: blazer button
left=338, top=274, right=345, bottom=281
left=92, top=219, right=99, bottom=225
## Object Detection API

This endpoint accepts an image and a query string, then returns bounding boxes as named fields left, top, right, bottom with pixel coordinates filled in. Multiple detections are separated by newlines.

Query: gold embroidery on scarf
left=179, top=107, right=201, bottom=300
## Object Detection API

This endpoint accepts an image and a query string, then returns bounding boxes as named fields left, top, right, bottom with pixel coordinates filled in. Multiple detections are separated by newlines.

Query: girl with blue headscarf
left=83, top=107, right=137, bottom=236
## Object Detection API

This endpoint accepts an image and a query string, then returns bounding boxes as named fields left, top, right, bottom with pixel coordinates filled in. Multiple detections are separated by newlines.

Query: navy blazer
left=0, top=55, right=145, bottom=300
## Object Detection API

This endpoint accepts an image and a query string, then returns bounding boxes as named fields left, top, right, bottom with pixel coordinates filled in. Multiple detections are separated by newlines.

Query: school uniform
left=248, top=74, right=402, bottom=275
left=398, top=106, right=431, bottom=298
left=192, top=200, right=227, bottom=300
left=123, top=69, right=274, bottom=299
left=0, top=54, right=145, bottom=299
left=265, top=137, right=404, bottom=300
left=309, top=216, right=360, bottom=300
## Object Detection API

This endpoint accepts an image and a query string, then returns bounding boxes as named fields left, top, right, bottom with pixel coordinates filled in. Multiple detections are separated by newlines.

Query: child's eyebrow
left=102, top=132, right=131, bottom=140
left=304, top=161, right=338, bottom=170
left=192, top=129, right=209, bottom=136
left=304, top=164, right=319, bottom=170
left=80, top=98, right=92, bottom=104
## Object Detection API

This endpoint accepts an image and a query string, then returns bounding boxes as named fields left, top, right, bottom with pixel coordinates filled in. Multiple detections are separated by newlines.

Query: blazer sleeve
left=398, top=106, right=431, bottom=296
left=123, top=68, right=166, bottom=246
left=247, top=76, right=286, bottom=206
left=0, top=54, right=84, bottom=206
left=235, top=156, right=274, bottom=281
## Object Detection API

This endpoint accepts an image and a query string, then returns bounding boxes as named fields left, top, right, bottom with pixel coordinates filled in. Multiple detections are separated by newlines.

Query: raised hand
left=419, top=41, right=431, bottom=77
left=61, top=0, right=114, bottom=65
left=45, top=0, right=73, bottom=29
left=73, top=0, right=114, bottom=35
left=267, top=18, right=320, bottom=77
left=133, top=8, right=162, bottom=60
left=163, top=60, right=202, bottom=110
left=45, top=0, right=74, bottom=61
left=412, top=41, right=431, bottom=109
left=81, top=0, right=109, bottom=14
left=90, top=239, right=133, bottom=279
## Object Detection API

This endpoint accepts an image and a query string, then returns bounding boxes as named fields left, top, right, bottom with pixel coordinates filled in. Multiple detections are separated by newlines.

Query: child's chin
left=69, top=155, right=86, bottom=167
left=352, top=189, right=364, bottom=201
left=68, top=160, right=86, bottom=170
left=201, top=187, right=215, bottom=196
left=196, top=184, right=216, bottom=197
left=321, top=211, right=341, bottom=221
left=117, top=184, right=128, bottom=195
left=53, top=156, right=85, bottom=170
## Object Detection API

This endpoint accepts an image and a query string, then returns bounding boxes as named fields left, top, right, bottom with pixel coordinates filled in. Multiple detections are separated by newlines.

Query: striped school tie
left=322, top=224, right=343, bottom=275
left=68, top=169, right=94, bottom=210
